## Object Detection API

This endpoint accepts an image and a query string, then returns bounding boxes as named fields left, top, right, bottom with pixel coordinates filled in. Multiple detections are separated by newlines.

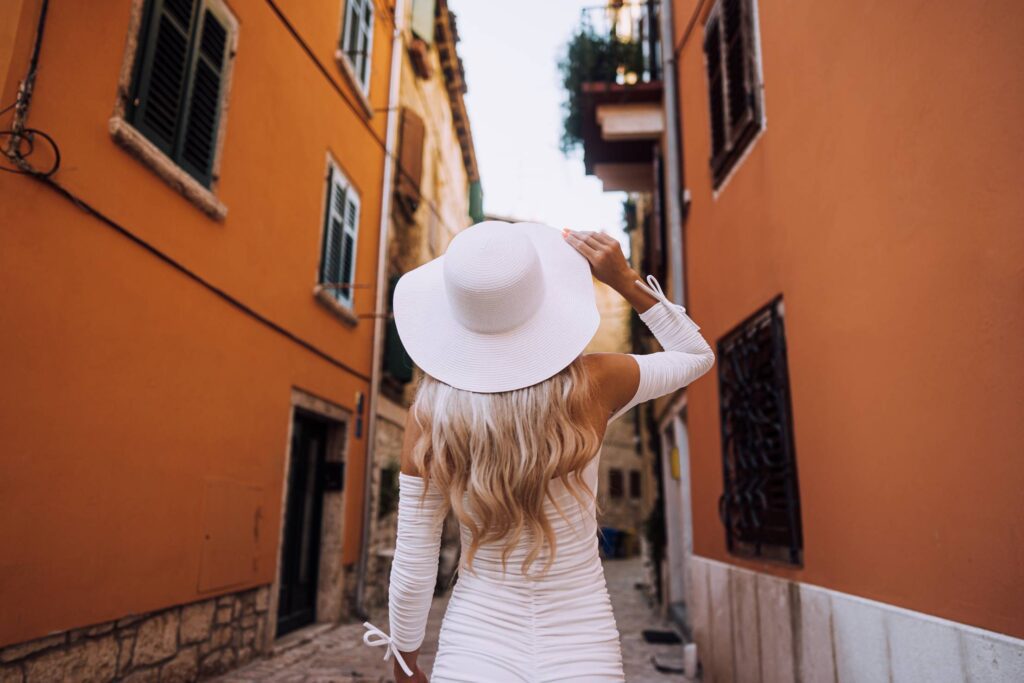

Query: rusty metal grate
left=716, top=296, right=803, bottom=565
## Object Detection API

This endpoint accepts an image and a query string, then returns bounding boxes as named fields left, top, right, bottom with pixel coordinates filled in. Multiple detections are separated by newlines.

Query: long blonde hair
left=410, top=356, right=602, bottom=578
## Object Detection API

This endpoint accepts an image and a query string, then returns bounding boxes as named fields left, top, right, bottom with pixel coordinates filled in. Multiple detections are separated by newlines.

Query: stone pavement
left=217, top=556, right=687, bottom=682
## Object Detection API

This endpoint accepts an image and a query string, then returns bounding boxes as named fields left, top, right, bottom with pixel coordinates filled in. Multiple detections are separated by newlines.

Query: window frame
left=128, top=0, right=234, bottom=188
left=318, top=159, right=362, bottom=312
left=702, top=0, right=766, bottom=190
left=339, top=0, right=375, bottom=95
left=110, top=0, right=238, bottom=220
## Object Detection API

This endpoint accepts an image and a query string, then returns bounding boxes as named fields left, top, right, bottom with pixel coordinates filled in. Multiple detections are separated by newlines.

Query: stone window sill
left=109, top=116, right=228, bottom=221
left=333, top=50, right=374, bottom=118
left=314, top=285, right=359, bottom=327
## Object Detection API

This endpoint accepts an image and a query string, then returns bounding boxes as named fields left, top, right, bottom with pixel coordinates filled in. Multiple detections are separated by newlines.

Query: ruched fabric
left=362, top=275, right=715, bottom=681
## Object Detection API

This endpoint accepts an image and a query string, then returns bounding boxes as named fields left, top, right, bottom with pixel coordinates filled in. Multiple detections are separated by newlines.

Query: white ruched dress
left=362, top=275, right=715, bottom=682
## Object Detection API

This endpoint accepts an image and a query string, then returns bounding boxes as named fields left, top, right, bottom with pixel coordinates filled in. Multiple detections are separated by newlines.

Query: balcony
left=560, top=1, right=663, bottom=192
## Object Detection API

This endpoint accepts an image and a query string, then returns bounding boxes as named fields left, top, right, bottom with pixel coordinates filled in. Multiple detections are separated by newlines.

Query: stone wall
left=0, top=586, right=270, bottom=683
left=688, top=556, right=1024, bottom=683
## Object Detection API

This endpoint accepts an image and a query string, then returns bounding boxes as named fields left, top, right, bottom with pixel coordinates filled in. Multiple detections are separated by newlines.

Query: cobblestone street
left=217, top=557, right=686, bottom=682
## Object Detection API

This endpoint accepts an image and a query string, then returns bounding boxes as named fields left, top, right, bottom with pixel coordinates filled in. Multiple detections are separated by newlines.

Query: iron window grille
left=340, top=0, right=375, bottom=92
left=703, top=0, right=764, bottom=188
left=717, top=295, right=803, bottom=565
left=129, top=0, right=232, bottom=188
left=319, top=161, right=361, bottom=308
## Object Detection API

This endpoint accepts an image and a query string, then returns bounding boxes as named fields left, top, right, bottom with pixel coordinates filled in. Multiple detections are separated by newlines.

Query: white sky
left=447, top=0, right=629, bottom=248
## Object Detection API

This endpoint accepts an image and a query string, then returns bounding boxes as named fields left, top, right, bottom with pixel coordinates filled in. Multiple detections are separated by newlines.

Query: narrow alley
left=216, top=557, right=686, bottom=683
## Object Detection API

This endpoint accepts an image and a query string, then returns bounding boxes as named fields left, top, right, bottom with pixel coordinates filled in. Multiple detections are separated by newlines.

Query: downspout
left=355, top=0, right=406, bottom=619
left=659, top=0, right=686, bottom=306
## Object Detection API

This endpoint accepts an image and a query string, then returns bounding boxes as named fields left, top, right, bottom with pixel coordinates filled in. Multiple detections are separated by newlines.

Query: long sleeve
left=387, top=472, right=447, bottom=650
left=609, top=274, right=716, bottom=423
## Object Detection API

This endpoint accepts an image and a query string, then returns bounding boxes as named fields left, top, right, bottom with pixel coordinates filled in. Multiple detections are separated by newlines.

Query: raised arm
left=608, top=274, right=715, bottom=422
left=563, top=229, right=715, bottom=422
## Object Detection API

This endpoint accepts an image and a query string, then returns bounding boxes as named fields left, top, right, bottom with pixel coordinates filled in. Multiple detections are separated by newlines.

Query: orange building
left=573, top=0, right=1024, bottom=678
left=0, top=0, right=406, bottom=678
left=670, top=0, right=1024, bottom=678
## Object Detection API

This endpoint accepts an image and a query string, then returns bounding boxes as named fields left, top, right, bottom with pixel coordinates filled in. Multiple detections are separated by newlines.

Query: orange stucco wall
left=674, top=0, right=1024, bottom=638
left=0, top=0, right=395, bottom=647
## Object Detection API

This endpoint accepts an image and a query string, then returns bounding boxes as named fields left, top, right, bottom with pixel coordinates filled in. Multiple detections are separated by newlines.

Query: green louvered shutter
left=129, top=0, right=230, bottom=187
left=131, top=0, right=198, bottom=155
left=384, top=275, right=413, bottom=383
left=179, top=5, right=230, bottom=185
left=320, top=167, right=346, bottom=299
left=338, top=188, right=360, bottom=306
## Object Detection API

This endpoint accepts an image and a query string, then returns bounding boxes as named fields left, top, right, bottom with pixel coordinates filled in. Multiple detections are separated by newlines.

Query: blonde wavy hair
left=410, top=356, right=602, bottom=578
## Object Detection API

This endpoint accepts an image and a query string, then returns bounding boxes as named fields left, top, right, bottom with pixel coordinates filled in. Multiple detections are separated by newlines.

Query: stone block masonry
left=0, top=586, right=271, bottom=683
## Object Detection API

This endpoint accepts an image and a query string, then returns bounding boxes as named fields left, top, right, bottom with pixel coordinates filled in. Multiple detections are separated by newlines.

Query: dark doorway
left=277, top=411, right=329, bottom=637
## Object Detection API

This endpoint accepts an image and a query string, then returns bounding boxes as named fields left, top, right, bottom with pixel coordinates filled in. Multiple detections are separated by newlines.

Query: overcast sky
left=447, top=0, right=628, bottom=247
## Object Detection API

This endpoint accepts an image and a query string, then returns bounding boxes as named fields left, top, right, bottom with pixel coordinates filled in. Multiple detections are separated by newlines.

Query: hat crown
left=443, top=224, right=546, bottom=334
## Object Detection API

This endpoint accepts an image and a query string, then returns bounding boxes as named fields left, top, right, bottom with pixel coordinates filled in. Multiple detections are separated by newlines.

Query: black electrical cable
left=33, top=172, right=373, bottom=382
left=0, top=127, right=60, bottom=176
left=3, top=124, right=371, bottom=382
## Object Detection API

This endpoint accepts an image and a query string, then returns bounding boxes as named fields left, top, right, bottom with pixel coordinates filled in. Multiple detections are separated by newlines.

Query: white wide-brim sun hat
left=393, top=220, right=600, bottom=393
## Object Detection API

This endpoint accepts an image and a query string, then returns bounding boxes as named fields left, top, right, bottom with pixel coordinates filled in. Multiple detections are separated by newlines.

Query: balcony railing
left=560, top=1, right=662, bottom=152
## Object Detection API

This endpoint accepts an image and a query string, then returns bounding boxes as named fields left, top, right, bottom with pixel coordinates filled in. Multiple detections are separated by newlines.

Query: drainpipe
left=355, top=0, right=406, bottom=619
left=659, top=0, right=686, bottom=306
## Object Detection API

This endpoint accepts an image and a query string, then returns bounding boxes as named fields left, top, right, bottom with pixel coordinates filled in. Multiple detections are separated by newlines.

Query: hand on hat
left=562, top=228, right=638, bottom=291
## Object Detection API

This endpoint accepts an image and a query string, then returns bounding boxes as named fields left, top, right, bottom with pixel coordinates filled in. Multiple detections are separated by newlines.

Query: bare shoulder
left=581, top=352, right=641, bottom=417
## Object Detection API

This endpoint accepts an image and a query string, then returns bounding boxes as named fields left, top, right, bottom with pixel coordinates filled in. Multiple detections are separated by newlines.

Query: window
left=717, top=296, right=802, bottom=565
left=629, top=470, right=642, bottom=499
left=340, top=0, right=375, bottom=93
left=608, top=469, right=625, bottom=499
left=395, top=107, right=425, bottom=218
left=410, top=0, right=437, bottom=44
left=383, top=276, right=414, bottom=384
left=319, top=162, right=361, bottom=308
left=703, top=0, right=763, bottom=188
left=129, top=0, right=233, bottom=187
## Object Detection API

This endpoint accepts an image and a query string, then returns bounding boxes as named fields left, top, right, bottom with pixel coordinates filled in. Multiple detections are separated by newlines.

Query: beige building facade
left=362, top=0, right=481, bottom=609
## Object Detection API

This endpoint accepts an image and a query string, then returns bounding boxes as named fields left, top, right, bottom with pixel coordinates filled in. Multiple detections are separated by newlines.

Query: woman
left=361, top=220, right=715, bottom=681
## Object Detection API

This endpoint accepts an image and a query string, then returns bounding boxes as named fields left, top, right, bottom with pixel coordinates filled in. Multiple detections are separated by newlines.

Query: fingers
left=562, top=229, right=601, bottom=261
left=580, top=230, right=620, bottom=250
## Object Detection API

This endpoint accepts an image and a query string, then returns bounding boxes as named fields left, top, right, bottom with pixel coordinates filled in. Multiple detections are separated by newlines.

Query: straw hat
left=392, top=220, right=600, bottom=393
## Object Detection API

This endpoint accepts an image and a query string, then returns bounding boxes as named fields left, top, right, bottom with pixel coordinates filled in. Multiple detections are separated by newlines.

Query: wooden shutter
left=130, top=0, right=231, bottom=187
left=722, top=0, right=756, bottom=142
left=342, top=0, right=374, bottom=90
left=358, top=1, right=375, bottom=88
left=705, top=0, right=762, bottom=185
left=396, top=107, right=425, bottom=216
left=180, top=5, right=230, bottom=184
left=320, top=167, right=346, bottom=297
left=410, top=0, right=436, bottom=44
left=703, top=12, right=726, bottom=164
left=384, top=275, right=414, bottom=383
left=339, top=188, right=361, bottom=305
left=132, top=0, right=198, bottom=155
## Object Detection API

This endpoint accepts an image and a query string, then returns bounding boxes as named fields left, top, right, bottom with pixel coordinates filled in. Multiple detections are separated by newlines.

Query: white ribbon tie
left=362, top=621, right=414, bottom=676
left=634, top=274, right=699, bottom=329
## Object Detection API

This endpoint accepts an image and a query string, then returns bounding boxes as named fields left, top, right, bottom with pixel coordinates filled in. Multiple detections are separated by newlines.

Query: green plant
left=622, top=196, right=638, bottom=232
left=558, top=27, right=644, bottom=154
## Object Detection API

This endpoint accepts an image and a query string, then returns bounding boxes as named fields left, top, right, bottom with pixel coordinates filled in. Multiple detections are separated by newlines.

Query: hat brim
left=393, top=223, right=600, bottom=393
